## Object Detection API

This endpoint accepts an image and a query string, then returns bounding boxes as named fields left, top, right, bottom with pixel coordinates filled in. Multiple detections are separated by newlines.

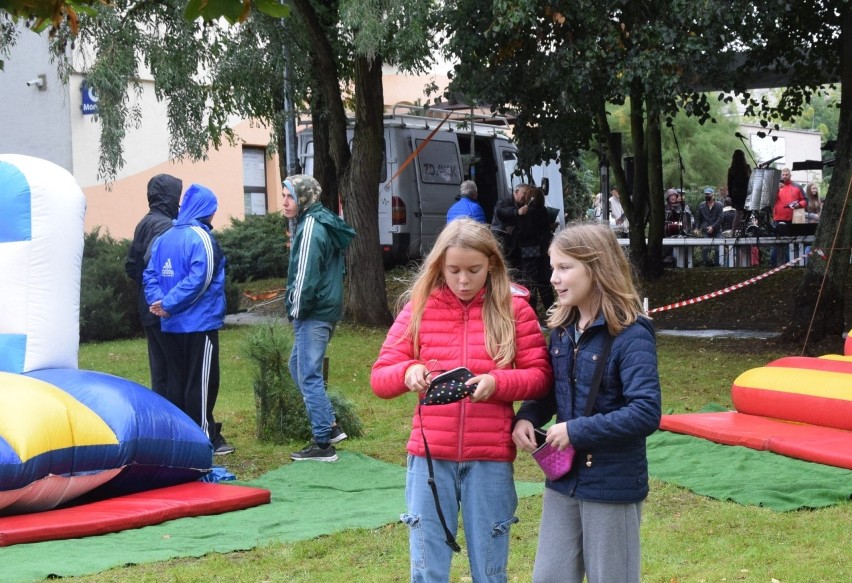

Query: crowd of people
left=126, top=171, right=663, bottom=583
left=583, top=147, right=824, bottom=268
left=127, top=173, right=355, bottom=461
left=127, top=162, right=828, bottom=581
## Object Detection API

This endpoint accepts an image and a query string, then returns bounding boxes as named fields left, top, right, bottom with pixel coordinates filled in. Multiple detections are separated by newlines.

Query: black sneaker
left=329, top=425, right=348, bottom=444
left=212, top=434, right=235, bottom=456
left=290, top=443, right=338, bottom=462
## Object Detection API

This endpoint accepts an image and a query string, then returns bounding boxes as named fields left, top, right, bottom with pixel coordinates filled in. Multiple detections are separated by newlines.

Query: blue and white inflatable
left=0, top=155, right=212, bottom=515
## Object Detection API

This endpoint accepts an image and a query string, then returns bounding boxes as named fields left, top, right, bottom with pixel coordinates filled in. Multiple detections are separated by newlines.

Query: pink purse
left=531, top=429, right=575, bottom=480
left=530, top=332, right=613, bottom=481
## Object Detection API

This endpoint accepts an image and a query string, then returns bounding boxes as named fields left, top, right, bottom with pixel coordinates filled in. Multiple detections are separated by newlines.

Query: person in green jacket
left=282, top=174, right=356, bottom=461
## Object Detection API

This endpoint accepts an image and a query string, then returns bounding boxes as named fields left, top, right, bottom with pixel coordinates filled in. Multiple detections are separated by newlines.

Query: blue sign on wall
left=81, top=81, right=99, bottom=115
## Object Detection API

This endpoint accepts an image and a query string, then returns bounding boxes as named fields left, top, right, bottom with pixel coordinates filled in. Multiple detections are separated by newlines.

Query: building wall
left=83, top=120, right=281, bottom=239
left=381, top=65, right=450, bottom=108
left=739, top=124, right=824, bottom=187
left=0, top=28, right=73, bottom=170
left=1, top=26, right=282, bottom=241
left=69, top=73, right=175, bottom=188
left=64, top=68, right=282, bottom=239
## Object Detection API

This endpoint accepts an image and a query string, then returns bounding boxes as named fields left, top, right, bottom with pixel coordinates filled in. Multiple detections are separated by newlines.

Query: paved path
left=657, top=329, right=779, bottom=339
left=226, top=312, right=778, bottom=339
left=224, top=312, right=283, bottom=326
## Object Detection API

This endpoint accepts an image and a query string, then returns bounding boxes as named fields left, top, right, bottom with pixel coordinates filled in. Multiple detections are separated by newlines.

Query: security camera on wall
left=26, top=74, right=46, bottom=90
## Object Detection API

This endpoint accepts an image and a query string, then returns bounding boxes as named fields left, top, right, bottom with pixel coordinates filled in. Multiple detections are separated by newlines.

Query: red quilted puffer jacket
left=371, top=285, right=552, bottom=462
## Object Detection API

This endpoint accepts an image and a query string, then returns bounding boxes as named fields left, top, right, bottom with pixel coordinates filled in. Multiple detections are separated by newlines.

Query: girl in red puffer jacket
left=371, top=218, right=551, bottom=583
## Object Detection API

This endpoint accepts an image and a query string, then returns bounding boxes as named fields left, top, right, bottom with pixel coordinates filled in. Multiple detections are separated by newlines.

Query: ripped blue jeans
left=401, top=454, right=518, bottom=582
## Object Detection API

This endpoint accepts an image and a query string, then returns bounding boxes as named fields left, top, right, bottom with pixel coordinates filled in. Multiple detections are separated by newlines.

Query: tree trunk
left=625, top=84, right=650, bottom=275
left=309, top=85, right=339, bottom=212
left=342, top=54, right=393, bottom=326
left=645, top=105, right=665, bottom=278
left=783, top=2, right=852, bottom=351
left=291, top=0, right=349, bottom=180
left=293, top=0, right=391, bottom=327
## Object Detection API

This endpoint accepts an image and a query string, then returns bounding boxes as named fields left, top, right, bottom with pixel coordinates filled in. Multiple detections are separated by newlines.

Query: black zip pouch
left=419, top=367, right=477, bottom=405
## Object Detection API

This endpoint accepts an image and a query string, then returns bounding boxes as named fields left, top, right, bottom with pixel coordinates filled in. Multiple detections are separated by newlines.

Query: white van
left=298, top=104, right=564, bottom=266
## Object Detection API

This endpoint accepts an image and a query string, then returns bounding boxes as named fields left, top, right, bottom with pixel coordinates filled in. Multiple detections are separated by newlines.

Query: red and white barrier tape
left=647, top=248, right=822, bottom=314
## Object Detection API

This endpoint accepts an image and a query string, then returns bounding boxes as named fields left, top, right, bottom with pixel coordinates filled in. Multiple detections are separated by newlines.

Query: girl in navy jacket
left=513, top=223, right=662, bottom=583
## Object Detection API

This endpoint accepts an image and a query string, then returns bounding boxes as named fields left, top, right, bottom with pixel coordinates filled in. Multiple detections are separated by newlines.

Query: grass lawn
left=68, top=318, right=852, bottom=583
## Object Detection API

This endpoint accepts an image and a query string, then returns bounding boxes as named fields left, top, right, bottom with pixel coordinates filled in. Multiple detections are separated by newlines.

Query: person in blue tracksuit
left=143, top=183, right=233, bottom=455
left=513, top=223, right=662, bottom=583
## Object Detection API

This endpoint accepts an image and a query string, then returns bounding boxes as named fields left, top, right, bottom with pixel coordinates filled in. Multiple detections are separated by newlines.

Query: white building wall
left=739, top=123, right=824, bottom=187
left=68, top=72, right=173, bottom=187
left=0, top=25, right=281, bottom=240
left=0, top=28, right=73, bottom=171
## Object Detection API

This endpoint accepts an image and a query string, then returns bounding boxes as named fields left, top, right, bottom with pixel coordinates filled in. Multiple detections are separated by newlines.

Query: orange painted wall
left=83, top=121, right=281, bottom=240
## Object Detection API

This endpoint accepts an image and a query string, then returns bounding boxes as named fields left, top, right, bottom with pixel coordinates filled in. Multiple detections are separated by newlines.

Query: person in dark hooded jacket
left=143, top=183, right=233, bottom=455
left=124, top=174, right=182, bottom=398
left=281, top=174, right=356, bottom=462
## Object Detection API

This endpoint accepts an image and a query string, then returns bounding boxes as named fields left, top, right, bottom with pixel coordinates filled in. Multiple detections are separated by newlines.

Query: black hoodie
left=124, top=174, right=183, bottom=326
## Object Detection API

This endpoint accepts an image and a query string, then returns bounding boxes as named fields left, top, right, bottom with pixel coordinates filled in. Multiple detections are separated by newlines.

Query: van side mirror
left=541, top=177, right=550, bottom=196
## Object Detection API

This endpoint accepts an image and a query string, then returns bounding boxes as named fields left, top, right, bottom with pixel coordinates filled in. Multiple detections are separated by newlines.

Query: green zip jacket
left=286, top=201, right=356, bottom=322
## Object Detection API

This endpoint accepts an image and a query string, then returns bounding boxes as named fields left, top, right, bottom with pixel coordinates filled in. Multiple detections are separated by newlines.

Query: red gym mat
left=0, top=481, right=271, bottom=547
left=660, top=411, right=852, bottom=470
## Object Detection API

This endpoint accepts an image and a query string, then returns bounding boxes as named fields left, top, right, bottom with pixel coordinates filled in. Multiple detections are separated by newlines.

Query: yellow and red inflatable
left=661, top=337, right=852, bottom=470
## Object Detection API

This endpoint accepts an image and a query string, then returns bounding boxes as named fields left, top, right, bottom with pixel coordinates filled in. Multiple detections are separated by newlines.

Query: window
left=502, top=150, right=519, bottom=190
left=243, top=147, right=268, bottom=216
left=301, top=140, right=314, bottom=175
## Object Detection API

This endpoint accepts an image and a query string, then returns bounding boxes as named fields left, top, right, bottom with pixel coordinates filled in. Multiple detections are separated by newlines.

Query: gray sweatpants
left=532, top=487, right=642, bottom=583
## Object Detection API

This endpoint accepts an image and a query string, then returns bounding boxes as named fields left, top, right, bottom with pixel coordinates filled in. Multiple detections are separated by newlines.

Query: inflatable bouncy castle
left=661, top=335, right=852, bottom=470
left=0, top=155, right=213, bottom=515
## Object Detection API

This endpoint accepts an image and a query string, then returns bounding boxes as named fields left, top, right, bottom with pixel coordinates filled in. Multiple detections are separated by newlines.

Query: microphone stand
left=672, top=126, right=685, bottom=194
left=735, top=132, right=759, bottom=168
left=671, top=127, right=689, bottom=235
left=733, top=132, right=758, bottom=242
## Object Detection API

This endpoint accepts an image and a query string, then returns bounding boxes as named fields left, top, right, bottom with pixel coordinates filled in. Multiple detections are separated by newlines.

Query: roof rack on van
left=386, top=102, right=513, bottom=137
left=295, top=103, right=514, bottom=137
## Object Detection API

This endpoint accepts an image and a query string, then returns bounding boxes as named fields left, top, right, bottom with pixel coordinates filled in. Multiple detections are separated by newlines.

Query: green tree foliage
left=605, top=100, right=743, bottom=196
left=0, top=0, right=287, bottom=31
left=48, top=1, right=296, bottom=182
left=441, top=0, right=739, bottom=277
left=285, top=0, right=437, bottom=327
left=745, top=87, right=842, bottom=144
left=35, top=0, right=437, bottom=328
left=725, top=1, right=852, bottom=347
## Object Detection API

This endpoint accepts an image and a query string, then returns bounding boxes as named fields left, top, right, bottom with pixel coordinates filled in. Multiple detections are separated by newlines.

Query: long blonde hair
left=401, top=218, right=517, bottom=367
left=545, top=223, right=645, bottom=335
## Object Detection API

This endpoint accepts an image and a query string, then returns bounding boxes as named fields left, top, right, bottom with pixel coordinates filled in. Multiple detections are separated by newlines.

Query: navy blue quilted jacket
left=515, top=316, right=661, bottom=502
